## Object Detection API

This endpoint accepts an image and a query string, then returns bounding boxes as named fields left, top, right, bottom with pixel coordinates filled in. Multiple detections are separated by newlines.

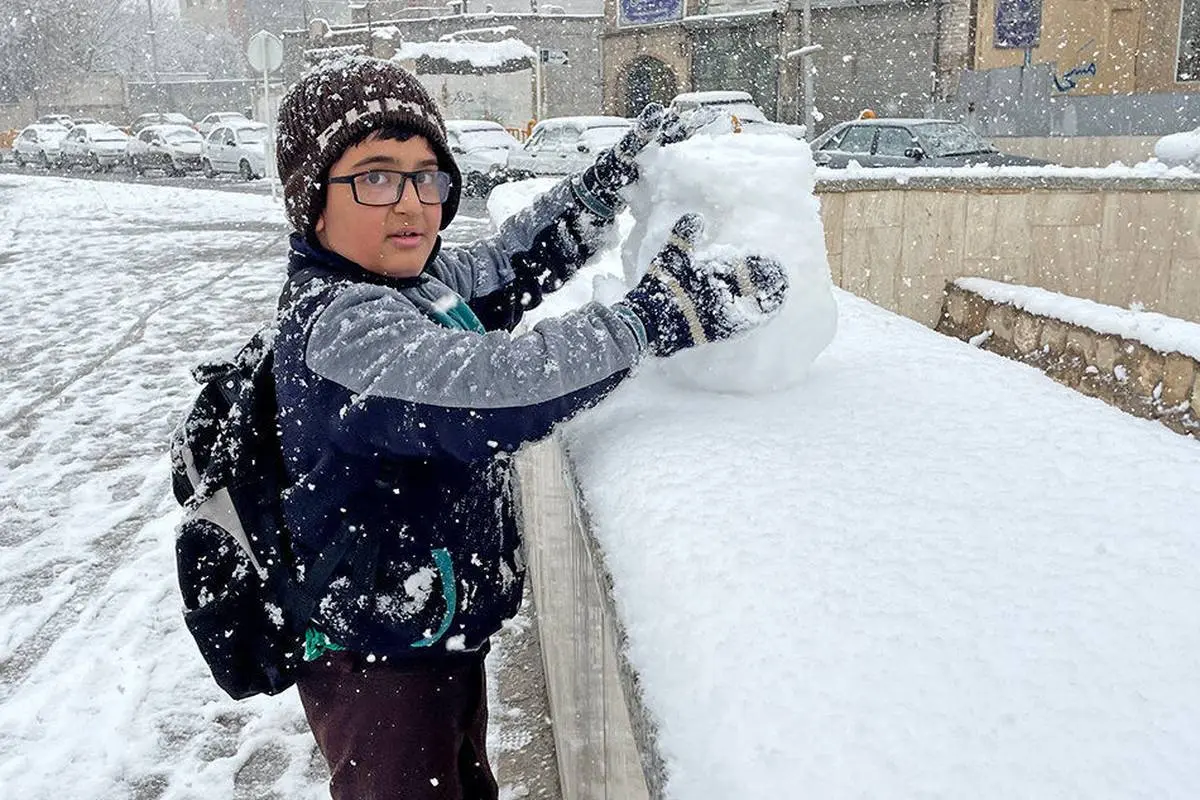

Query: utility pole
left=301, top=0, right=309, bottom=28
left=146, top=0, right=161, bottom=109
left=802, top=0, right=814, bottom=140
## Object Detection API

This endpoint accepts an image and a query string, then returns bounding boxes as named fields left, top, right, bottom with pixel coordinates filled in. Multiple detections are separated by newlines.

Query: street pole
left=146, top=0, right=161, bottom=110
left=802, top=0, right=814, bottom=140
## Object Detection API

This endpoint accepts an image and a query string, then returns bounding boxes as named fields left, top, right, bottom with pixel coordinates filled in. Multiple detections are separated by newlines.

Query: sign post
left=246, top=30, right=284, bottom=200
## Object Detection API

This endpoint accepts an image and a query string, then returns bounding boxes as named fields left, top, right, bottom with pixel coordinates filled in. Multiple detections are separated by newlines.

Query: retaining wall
left=937, top=281, right=1200, bottom=438
left=817, top=174, right=1200, bottom=330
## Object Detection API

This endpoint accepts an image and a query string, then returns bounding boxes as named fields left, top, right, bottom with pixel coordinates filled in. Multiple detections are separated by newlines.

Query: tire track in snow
left=0, top=231, right=286, bottom=438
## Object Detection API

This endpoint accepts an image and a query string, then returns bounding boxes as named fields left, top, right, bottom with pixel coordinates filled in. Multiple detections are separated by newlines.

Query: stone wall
left=516, top=440, right=661, bottom=800
left=817, top=175, right=1200, bottom=330
left=937, top=281, right=1200, bottom=438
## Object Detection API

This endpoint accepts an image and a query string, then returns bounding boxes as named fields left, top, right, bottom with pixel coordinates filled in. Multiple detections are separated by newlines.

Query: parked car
left=195, top=111, right=250, bottom=137
left=506, top=116, right=632, bottom=179
left=810, top=118, right=1052, bottom=168
left=446, top=119, right=522, bottom=194
left=59, top=123, right=131, bottom=171
left=36, top=114, right=74, bottom=129
left=12, top=124, right=69, bottom=168
left=130, top=112, right=194, bottom=134
left=202, top=122, right=269, bottom=179
left=1153, top=127, right=1200, bottom=170
left=669, top=90, right=805, bottom=139
left=126, top=124, right=205, bottom=175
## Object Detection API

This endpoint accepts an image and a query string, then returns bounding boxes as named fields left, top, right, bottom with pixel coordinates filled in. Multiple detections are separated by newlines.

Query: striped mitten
left=615, top=214, right=789, bottom=358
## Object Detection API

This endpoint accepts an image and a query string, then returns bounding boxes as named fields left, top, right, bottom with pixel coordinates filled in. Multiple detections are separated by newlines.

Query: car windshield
left=710, top=102, right=769, bottom=124
left=165, top=130, right=202, bottom=143
left=913, top=122, right=993, bottom=156
left=94, top=129, right=128, bottom=142
left=237, top=128, right=267, bottom=144
left=580, top=126, right=630, bottom=150
left=458, top=129, right=517, bottom=150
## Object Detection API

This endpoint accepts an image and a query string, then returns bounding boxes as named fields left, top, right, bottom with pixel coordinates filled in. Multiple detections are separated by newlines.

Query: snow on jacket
left=273, top=180, right=645, bottom=658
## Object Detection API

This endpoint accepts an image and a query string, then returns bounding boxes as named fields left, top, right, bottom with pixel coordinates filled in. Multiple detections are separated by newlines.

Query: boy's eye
left=362, top=171, right=393, bottom=186
left=411, top=172, right=435, bottom=185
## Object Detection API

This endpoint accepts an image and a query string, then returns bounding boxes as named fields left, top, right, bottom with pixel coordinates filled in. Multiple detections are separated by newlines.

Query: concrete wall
left=991, top=135, right=1161, bottom=167
left=817, top=175, right=1200, bottom=328
left=810, top=0, right=938, bottom=130
left=938, top=281, right=1200, bottom=439
left=517, top=440, right=662, bottom=800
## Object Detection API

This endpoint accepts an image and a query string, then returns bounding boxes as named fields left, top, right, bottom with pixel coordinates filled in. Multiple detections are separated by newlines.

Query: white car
left=126, top=125, right=205, bottom=175
left=59, top=123, right=131, bottom=171
left=1154, top=127, right=1200, bottom=170
left=505, top=116, right=632, bottom=179
left=446, top=120, right=522, bottom=195
left=203, top=122, right=269, bottom=180
left=196, top=111, right=250, bottom=138
left=12, top=124, right=69, bottom=168
left=669, top=90, right=806, bottom=140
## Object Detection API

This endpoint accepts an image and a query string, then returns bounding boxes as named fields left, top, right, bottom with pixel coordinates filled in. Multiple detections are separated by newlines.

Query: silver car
left=12, top=124, right=69, bottom=168
left=59, top=124, right=131, bottom=171
left=446, top=120, right=522, bottom=195
left=505, top=116, right=632, bottom=179
left=126, top=125, right=205, bottom=176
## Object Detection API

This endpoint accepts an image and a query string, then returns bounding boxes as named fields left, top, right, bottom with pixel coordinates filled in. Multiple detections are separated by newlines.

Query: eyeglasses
left=326, top=169, right=453, bottom=206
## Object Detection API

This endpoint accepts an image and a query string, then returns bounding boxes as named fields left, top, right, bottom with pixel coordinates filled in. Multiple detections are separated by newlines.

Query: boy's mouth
left=387, top=230, right=425, bottom=249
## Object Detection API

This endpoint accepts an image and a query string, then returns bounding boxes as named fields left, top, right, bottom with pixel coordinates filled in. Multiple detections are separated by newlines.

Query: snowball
left=621, top=134, right=837, bottom=393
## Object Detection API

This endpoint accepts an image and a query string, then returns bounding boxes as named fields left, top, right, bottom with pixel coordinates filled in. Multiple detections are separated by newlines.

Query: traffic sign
left=539, top=48, right=569, bottom=66
left=247, top=30, right=283, bottom=73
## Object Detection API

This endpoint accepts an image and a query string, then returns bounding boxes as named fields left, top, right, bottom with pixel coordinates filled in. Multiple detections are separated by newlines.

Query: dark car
left=811, top=119, right=1052, bottom=168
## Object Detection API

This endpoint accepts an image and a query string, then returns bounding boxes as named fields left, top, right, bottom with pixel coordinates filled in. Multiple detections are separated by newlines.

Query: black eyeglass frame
left=326, top=169, right=453, bottom=206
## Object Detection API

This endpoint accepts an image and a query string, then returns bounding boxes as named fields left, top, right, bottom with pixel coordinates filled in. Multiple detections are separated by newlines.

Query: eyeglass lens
left=352, top=171, right=450, bottom=206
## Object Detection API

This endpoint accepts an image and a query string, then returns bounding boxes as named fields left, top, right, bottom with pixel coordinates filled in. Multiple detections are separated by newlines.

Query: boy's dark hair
left=276, top=55, right=461, bottom=234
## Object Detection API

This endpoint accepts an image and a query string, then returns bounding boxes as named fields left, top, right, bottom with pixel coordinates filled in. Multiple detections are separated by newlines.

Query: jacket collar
left=287, top=233, right=443, bottom=289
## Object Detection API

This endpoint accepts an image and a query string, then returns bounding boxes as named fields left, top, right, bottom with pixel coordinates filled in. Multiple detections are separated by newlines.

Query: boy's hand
left=615, top=214, right=789, bottom=358
left=571, top=103, right=716, bottom=217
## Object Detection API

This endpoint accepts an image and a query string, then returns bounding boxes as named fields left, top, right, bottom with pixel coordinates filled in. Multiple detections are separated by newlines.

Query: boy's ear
left=315, top=212, right=326, bottom=234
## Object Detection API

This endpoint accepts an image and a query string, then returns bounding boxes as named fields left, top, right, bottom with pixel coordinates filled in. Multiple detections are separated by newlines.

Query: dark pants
left=296, top=651, right=498, bottom=800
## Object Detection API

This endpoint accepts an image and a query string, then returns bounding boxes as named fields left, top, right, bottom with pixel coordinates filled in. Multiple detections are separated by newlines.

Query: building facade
left=282, top=11, right=605, bottom=121
left=936, top=0, right=1200, bottom=141
left=601, top=0, right=942, bottom=134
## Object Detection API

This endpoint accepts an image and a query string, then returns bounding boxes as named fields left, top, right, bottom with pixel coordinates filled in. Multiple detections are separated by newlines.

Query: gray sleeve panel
left=305, top=282, right=643, bottom=410
left=431, top=179, right=609, bottom=299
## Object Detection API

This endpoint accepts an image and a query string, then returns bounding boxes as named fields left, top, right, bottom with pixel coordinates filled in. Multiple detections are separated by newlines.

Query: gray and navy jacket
left=273, top=180, right=646, bottom=659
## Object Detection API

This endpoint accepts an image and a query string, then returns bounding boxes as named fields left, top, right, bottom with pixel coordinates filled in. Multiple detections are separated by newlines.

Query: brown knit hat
left=276, top=55, right=461, bottom=234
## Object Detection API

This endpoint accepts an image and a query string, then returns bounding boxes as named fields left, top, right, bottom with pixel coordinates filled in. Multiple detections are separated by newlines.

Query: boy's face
left=316, top=132, right=443, bottom=278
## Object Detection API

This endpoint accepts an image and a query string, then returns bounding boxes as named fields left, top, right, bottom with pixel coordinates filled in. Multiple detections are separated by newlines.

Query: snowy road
left=0, top=175, right=513, bottom=799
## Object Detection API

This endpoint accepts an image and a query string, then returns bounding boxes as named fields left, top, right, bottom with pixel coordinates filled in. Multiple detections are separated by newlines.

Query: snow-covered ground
left=0, top=175, right=527, bottom=799
left=491, top=176, right=1200, bottom=799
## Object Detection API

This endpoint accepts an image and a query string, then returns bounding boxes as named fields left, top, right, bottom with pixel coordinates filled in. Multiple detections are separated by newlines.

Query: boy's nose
left=392, top=177, right=424, bottom=212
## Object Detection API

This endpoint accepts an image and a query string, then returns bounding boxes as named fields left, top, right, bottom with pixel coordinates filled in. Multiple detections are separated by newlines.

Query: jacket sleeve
left=303, top=282, right=644, bottom=463
left=428, top=179, right=619, bottom=331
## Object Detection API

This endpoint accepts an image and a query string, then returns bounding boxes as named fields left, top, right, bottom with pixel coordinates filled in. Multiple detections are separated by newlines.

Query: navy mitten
left=616, top=214, right=789, bottom=358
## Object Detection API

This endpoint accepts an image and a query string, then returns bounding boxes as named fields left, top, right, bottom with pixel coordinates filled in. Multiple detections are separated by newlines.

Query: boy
left=272, top=55, right=787, bottom=799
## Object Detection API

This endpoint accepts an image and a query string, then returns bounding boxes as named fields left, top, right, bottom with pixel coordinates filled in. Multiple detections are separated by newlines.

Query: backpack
left=170, top=321, right=352, bottom=700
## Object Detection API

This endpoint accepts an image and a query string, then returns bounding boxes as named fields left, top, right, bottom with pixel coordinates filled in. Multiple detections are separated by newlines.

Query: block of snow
left=621, top=134, right=837, bottom=393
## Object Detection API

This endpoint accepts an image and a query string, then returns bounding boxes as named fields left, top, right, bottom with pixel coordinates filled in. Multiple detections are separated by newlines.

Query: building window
left=1181, top=0, right=1200, bottom=81
left=995, top=0, right=1043, bottom=49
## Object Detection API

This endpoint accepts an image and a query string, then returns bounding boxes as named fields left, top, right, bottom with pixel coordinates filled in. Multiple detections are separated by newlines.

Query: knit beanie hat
left=276, top=55, right=461, bottom=234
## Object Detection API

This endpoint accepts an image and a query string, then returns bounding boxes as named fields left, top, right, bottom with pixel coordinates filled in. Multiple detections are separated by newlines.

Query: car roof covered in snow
left=446, top=119, right=507, bottom=132
left=533, top=116, right=630, bottom=130
left=670, top=90, right=755, bottom=106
